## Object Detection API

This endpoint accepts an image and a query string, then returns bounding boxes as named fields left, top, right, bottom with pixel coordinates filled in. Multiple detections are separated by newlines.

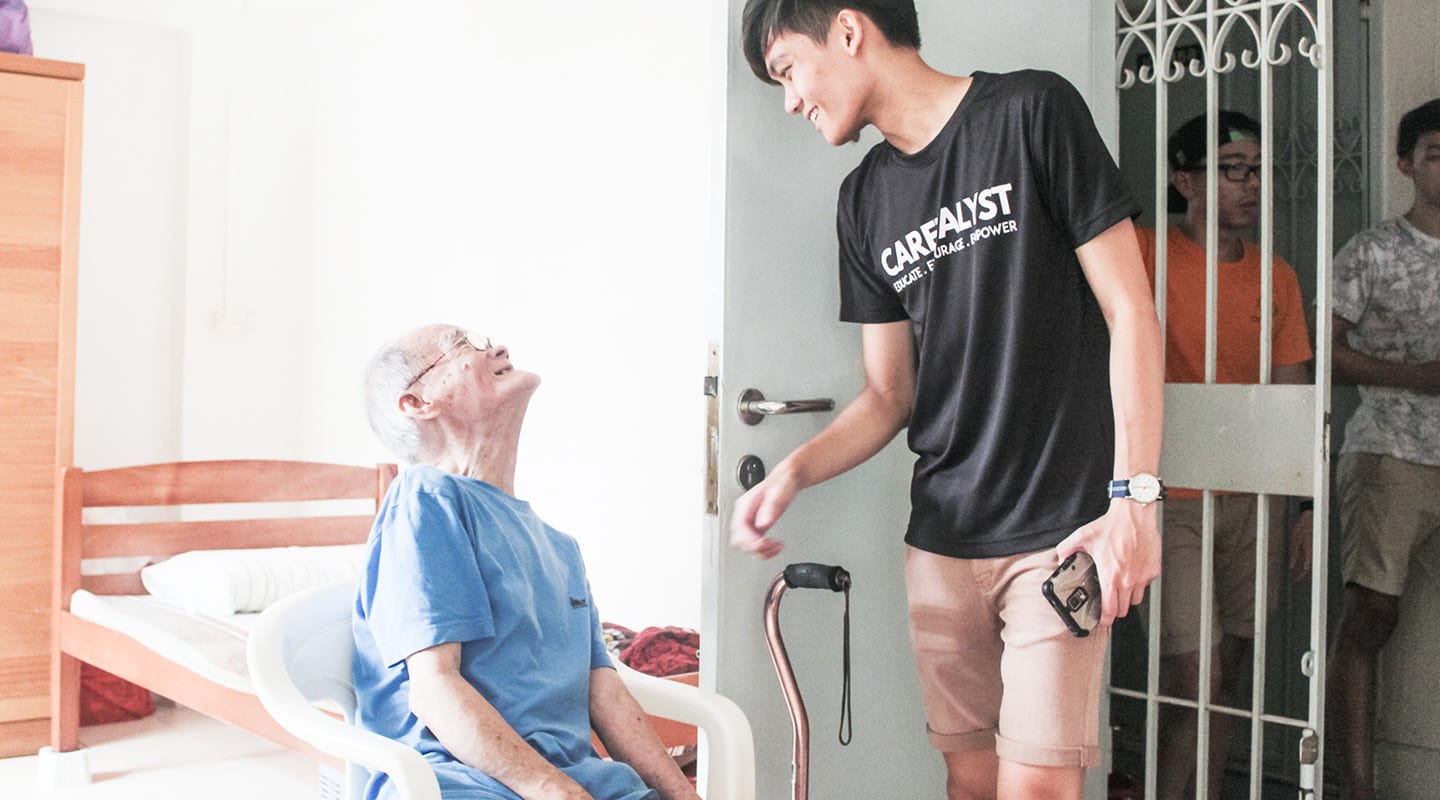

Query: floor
left=0, top=700, right=318, bottom=800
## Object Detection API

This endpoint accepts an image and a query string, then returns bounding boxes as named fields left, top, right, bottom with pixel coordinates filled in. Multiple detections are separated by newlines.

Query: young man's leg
left=1155, top=493, right=1279, bottom=798
left=1153, top=496, right=1216, bottom=798
left=907, top=546, right=1107, bottom=800
left=906, top=547, right=1006, bottom=800
left=993, top=550, right=1108, bottom=800
left=996, top=761, right=1083, bottom=799
left=1157, top=636, right=1250, bottom=800
left=1327, top=584, right=1399, bottom=800
left=1328, top=453, right=1440, bottom=800
left=941, top=751, right=999, bottom=800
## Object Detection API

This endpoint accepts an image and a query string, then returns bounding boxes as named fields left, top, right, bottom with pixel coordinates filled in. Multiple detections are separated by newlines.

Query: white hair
left=362, top=336, right=424, bottom=464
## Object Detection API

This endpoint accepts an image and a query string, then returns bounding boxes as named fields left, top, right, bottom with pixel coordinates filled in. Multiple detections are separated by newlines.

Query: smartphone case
left=1042, top=552, right=1102, bottom=637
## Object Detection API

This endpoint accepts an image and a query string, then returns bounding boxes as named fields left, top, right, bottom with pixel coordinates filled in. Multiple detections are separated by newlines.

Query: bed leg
left=50, top=651, right=80, bottom=752
left=35, top=745, right=91, bottom=793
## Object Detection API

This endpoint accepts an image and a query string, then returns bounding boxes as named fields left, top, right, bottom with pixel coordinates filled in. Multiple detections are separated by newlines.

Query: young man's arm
left=1270, top=359, right=1317, bottom=583
left=730, top=319, right=915, bottom=557
left=407, top=643, right=595, bottom=800
left=1270, top=361, right=1312, bottom=385
left=1056, top=218, right=1165, bottom=626
left=587, top=668, right=700, bottom=800
left=1332, top=314, right=1440, bottom=393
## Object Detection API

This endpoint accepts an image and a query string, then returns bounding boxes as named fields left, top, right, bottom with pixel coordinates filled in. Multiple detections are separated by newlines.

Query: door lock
left=737, top=455, right=766, bottom=490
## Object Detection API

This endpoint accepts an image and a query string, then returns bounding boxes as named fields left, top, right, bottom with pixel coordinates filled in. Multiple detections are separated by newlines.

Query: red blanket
left=619, top=626, right=699, bottom=677
left=80, top=664, right=155, bottom=725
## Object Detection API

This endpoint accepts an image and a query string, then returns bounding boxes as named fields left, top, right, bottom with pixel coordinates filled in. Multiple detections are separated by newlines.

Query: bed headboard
left=53, top=460, right=398, bottom=600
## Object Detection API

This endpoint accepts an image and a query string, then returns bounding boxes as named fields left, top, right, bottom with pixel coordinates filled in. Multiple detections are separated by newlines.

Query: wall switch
left=211, top=307, right=256, bottom=334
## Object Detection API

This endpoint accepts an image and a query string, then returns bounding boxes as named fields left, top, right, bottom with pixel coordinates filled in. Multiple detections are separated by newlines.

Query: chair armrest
left=248, top=585, right=442, bottom=800
left=612, top=659, right=755, bottom=800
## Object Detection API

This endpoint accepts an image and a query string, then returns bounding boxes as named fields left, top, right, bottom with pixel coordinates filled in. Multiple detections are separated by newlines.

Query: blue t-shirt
left=352, top=465, right=655, bottom=800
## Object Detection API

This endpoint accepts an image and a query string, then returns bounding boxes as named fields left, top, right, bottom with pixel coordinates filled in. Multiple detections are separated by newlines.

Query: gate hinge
left=703, top=345, right=720, bottom=516
left=1298, top=728, right=1318, bottom=792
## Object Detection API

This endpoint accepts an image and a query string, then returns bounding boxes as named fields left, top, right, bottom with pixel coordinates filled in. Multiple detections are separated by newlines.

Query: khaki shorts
left=905, top=546, right=1108, bottom=769
left=1337, top=453, right=1440, bottom=596
left=1156, top=495, right=1284, bottom=656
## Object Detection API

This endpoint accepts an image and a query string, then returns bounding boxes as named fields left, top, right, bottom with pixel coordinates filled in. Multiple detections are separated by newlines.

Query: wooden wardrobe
left=0, top=51, right=84, bottom=759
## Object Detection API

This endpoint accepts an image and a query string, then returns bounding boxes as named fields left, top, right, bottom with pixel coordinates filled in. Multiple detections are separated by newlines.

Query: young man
left=1328, top=97, right=1440, bottom=800
left=730, top=3, right=1164, bottom=799
left=1138, top=111, right=1315, bottom=800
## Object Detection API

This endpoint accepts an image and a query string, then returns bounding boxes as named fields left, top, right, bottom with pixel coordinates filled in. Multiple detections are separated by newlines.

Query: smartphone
left=1042, top=551, right=1102, bottom=637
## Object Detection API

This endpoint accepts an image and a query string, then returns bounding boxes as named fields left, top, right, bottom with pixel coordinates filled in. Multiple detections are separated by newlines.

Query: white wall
left=1369, top=3, right=1440, bottom=796
left=29, top=0, right=716, bottom=630
left=1374, top=0, right=1440, bottom=218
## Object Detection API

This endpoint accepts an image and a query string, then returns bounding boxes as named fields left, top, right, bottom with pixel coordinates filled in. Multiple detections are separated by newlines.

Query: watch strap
left=1108, top=476, right=1167, bottom=502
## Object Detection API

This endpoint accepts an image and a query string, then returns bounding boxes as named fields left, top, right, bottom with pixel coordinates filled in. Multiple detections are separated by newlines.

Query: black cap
left=1167, top=111, right=1261, bottom=211
left=1168, top=111, right=1261, bottom=170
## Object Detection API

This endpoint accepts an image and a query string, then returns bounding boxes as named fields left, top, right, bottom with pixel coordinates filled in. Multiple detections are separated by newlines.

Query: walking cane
left=762, top=563, right=852, bottom=800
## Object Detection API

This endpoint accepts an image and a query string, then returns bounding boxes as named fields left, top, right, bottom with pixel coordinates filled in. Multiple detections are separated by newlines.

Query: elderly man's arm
left=407, top=643, right=594, bottom=800
left=588, top=667, right=701, bottom=800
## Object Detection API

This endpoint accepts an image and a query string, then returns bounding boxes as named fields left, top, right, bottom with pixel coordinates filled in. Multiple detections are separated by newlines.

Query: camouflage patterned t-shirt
left=1333, top=215, right=1440, bottom=465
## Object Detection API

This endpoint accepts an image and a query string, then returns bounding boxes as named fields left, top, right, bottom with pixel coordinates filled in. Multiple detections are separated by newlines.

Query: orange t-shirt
left=1137, top=226, right=1314, bottom=497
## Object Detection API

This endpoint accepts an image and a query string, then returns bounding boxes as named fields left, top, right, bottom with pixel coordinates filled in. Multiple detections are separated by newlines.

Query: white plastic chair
left=247, top=581, right=755, bottom=800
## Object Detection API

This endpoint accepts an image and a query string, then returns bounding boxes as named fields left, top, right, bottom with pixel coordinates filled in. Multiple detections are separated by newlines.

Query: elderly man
left=353, top=324, right=698, bottom=800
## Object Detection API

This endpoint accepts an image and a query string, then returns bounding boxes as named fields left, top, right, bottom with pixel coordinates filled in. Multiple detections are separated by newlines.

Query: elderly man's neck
left=426, top=430, right=524, bottom=495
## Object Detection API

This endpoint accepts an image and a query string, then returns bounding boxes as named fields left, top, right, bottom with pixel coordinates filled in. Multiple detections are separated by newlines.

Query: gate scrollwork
left=1115, top=0, right=1323, bottom=87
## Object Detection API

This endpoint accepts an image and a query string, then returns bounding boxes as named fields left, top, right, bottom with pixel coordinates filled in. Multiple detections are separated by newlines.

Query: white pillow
left=140, top=544, right=366, bottom=617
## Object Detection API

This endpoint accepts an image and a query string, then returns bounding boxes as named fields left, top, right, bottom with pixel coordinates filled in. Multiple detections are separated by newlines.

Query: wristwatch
left=1108, top=472, right=1167, bottom=505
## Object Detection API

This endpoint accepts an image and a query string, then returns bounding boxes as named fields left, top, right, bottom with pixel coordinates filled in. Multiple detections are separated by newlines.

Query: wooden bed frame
left=50, top=459, right=398, bottom=764
left=48, top=458, right=698, bottom=772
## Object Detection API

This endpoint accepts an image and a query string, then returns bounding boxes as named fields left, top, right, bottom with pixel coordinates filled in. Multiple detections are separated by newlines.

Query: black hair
left=741, top=0, right=921, bottom=85
left=1397, top=98, right=1440, bottom=160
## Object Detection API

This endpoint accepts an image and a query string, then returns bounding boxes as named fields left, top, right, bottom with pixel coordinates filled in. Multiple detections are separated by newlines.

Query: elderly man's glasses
left=407, top=331, right=492, bottom=388
left=1190, top=162, right=1264, bottom=182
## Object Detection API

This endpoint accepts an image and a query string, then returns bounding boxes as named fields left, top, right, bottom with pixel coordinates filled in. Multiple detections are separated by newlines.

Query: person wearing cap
left=1135, top=111, right=1315, bottom=800
left=1327, top=97, right=1440, bottom=800
left=352, top=324, right=701, bottom=800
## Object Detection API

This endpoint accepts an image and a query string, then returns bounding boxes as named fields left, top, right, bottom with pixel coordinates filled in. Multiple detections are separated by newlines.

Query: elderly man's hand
left=1055, top=500, right=1162, bottom=627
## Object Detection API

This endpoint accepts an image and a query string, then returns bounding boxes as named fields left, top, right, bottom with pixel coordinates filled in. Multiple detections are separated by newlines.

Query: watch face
left=1129, top=473, right=1160, bottom=503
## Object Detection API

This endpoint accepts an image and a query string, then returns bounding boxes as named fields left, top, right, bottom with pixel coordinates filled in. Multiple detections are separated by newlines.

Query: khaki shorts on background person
left=1337, top=452, right=1440, bottom=597
left=905, top=545, right=1109, bottom=769
left=1155, top=494, right=1284, bottom=656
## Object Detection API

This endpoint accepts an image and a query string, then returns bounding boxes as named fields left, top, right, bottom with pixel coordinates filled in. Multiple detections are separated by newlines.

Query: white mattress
left=69, top=590, right=259, bottom=695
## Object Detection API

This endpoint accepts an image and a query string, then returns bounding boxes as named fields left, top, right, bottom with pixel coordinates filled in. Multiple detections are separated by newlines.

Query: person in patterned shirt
left=1327, top=97, right=1440, bottom=800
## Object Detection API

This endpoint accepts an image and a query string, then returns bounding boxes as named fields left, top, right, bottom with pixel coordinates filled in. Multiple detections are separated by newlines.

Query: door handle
left=737, top=388, right=835, bottom=426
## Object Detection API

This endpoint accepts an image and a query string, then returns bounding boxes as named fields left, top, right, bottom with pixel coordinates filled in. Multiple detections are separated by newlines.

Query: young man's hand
left=1055, top=500, right=1161, bottom=627
left=1413, top=360, right=1440, bottom=394
left=1289, top=508, right=1314, bottom=584
left=729, top=468, right=798, bottom=559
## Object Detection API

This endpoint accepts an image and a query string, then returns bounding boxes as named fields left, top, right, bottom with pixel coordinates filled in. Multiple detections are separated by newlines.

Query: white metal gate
left=1111, top=2, right=1335, bottom=798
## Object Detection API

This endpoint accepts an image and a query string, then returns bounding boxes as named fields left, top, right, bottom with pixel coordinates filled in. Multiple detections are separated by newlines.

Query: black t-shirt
left=836, top=70, right=1140, bottom=558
